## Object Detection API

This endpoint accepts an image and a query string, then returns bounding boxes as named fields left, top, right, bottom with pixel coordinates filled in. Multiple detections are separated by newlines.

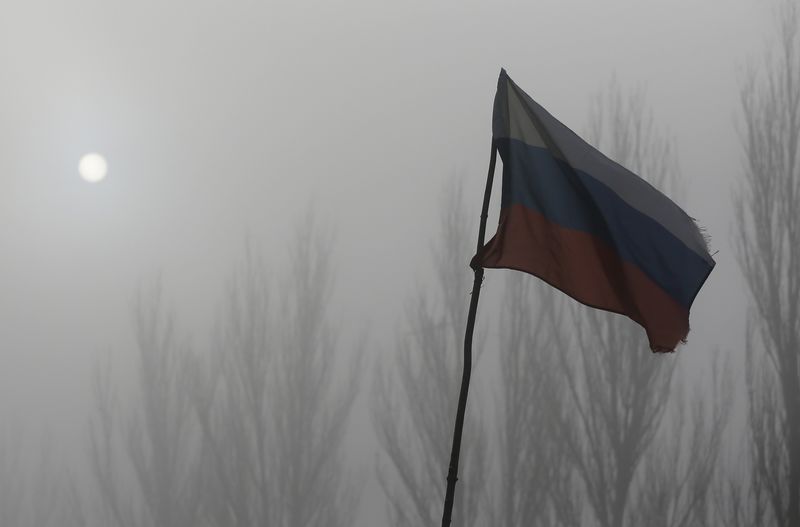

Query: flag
left=471, top=70, right=715, bottom=352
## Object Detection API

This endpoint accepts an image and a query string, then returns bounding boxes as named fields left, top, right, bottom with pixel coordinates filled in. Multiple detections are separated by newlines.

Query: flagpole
left=441, top=140, right=497, bottom=527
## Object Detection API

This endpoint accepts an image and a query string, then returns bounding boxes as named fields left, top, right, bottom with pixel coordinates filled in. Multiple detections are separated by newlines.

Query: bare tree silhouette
left=190, top=216, right=361, bottom=527
left=627, top=359, right=730, bottom=527
left=491, top=273, right=566, bottom=527
left=188, top=243, right=273, bottom=526
left=372, top=180, right=489, bottom=527
left=90, top=283, right=200, bottom=527
left=548, top=82, right=727, bottom=527
left=731, top=2, right=800, bottom=524
left=552, top=302, right=675, bottom=527
left=0, top=429, right=27, bottom=526
left=271, top=214, right=362, bottom=527
left=0, top=430, right=86, bottom=527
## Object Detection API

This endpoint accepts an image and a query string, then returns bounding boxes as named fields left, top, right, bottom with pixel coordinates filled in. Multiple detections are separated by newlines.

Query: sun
left=78, top=153, right=108, bottom=183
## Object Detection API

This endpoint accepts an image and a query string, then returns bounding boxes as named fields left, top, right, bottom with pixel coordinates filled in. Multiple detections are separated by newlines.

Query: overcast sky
left=0, top=0, right=769, bottom=523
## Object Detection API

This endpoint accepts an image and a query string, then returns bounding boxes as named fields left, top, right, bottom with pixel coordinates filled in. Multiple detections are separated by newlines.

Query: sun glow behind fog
left=78, top=153, right=107, bottom=183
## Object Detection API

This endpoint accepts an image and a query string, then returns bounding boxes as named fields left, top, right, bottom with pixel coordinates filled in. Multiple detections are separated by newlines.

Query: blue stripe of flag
left=497, top=137, right=712, bottom=309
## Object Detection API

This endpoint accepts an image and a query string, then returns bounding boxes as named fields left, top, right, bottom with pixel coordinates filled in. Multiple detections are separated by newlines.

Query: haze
left=0, top=0, right=794, bottom=525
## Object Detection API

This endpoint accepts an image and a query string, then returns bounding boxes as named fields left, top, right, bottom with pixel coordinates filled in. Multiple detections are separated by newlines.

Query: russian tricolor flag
left=472, top=70, right=715, bottom=352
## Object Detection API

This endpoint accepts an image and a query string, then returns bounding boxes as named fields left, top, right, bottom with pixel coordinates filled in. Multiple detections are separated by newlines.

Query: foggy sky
left=0, top=1, right=767, bottom=524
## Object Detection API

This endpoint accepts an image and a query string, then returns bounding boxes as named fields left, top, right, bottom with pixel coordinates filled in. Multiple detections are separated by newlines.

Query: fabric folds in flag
left=471, top=69, right=715, bottom=352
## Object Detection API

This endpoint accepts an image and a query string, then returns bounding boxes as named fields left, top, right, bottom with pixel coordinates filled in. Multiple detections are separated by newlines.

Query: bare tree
left=0, top=425, right=86, bottom=527
left=190, top=217, right=361, bottom=527
left=733, top=2, right=800, bottom=524
left=552, top=302, right=675, bottom=527
left=491, top=273, right=566, bottom=527
left=188, top=243, right=273, bottom=526
left=549, top=82, right=727, bottom=527
left=0, top=428, right=26, bottom=526
left=271, top=214, right=361, bottom=527
left=627, top=358, right=730, bottom=527
left=90, top=282, right=200, bottom=527
left=372, top=180, right=489, bottom=527
left=89, top=351, right=134, bottom=526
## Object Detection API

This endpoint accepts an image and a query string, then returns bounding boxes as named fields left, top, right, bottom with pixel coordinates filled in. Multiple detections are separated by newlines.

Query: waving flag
left=471, top=70, right=715, bottom=352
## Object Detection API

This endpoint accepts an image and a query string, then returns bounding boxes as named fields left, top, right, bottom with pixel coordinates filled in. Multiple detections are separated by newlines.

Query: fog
left=0, top=0, right=796, bottom=525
